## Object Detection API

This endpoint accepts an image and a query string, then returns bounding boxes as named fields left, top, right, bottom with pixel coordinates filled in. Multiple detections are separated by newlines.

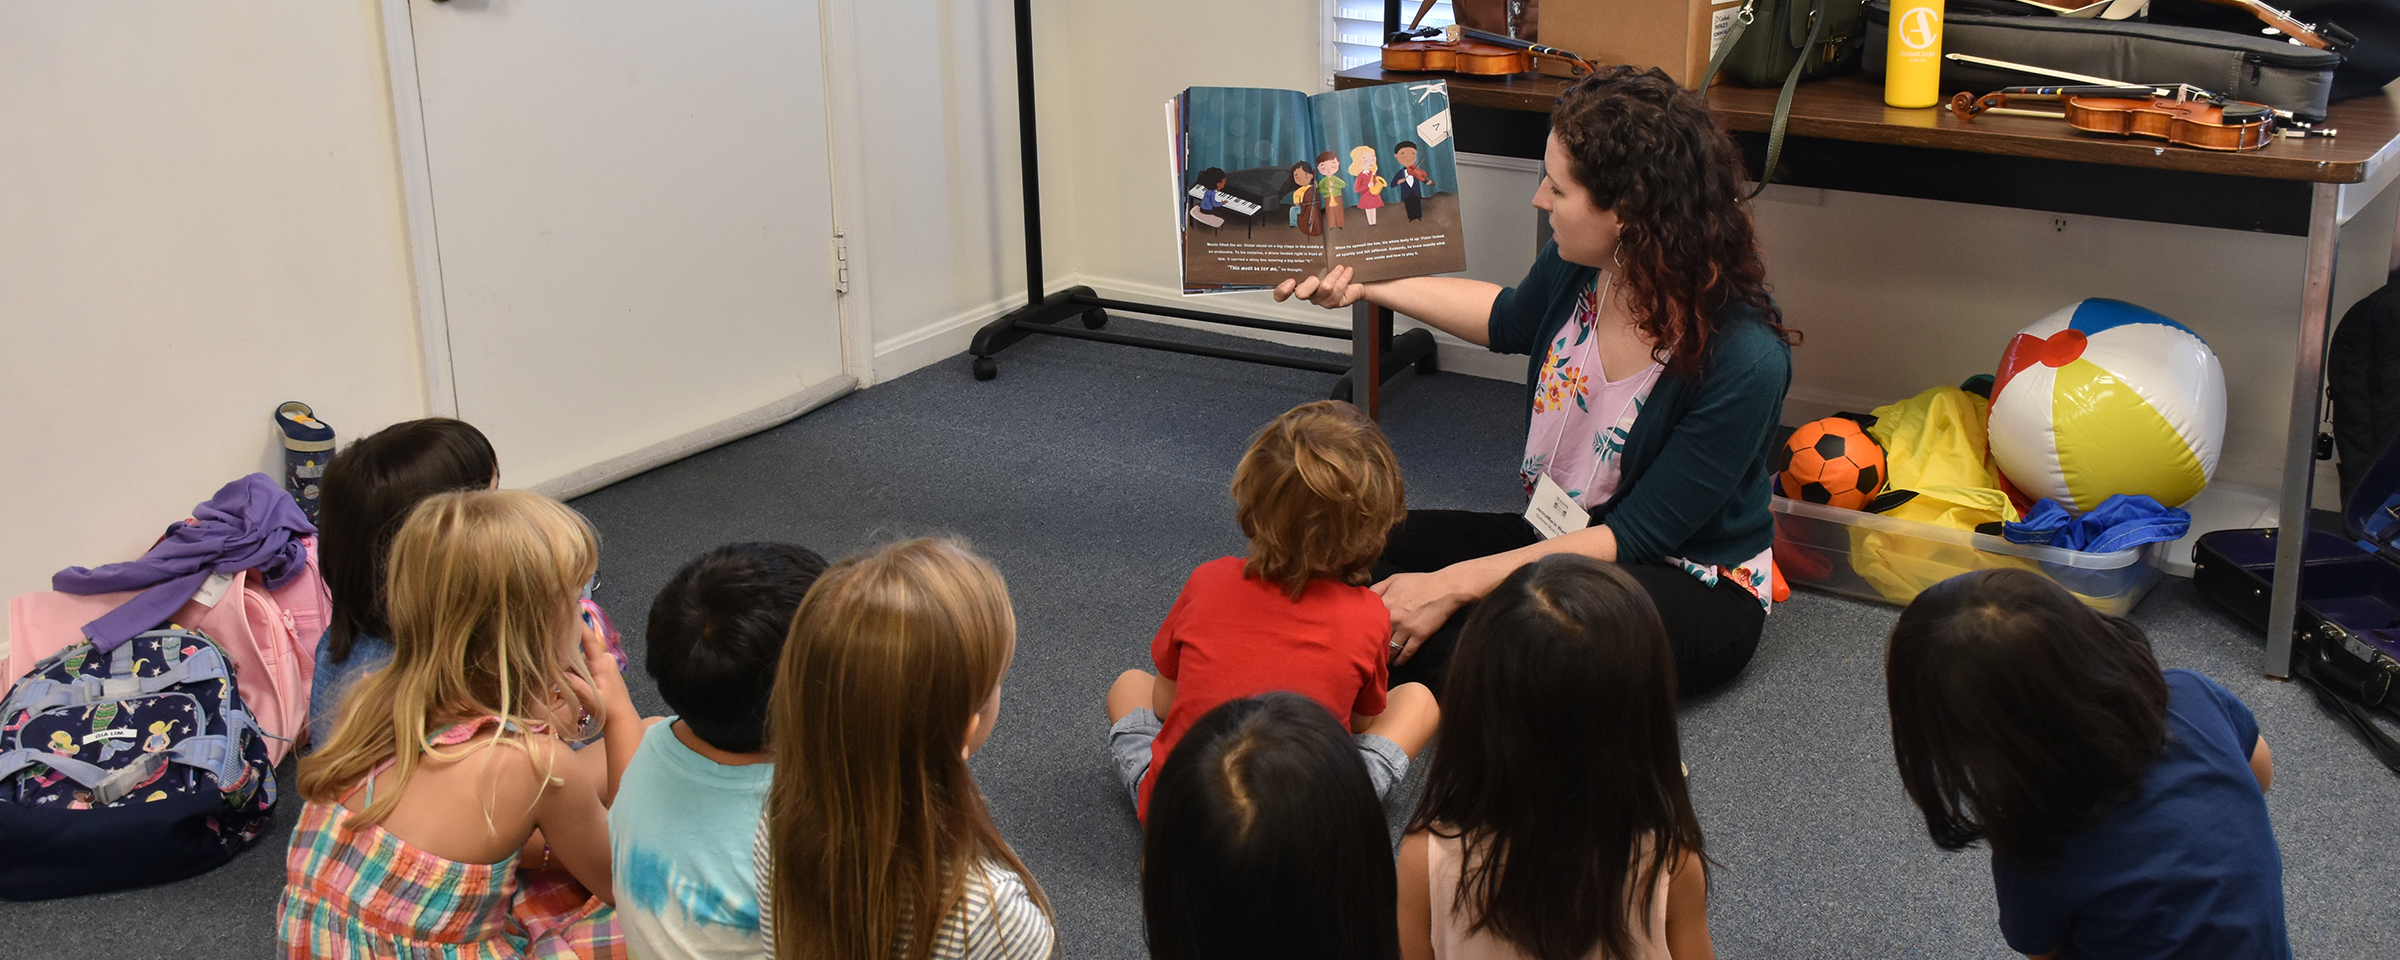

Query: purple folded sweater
left=53, top=473, right=316, bottom=651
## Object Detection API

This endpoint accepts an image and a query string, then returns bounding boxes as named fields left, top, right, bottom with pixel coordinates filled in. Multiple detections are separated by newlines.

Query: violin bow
left=1943, top=53, right=2298, bottom=119
left=1945, top=53, right=2141, bottom=89
left=1950, top=84, right=2161, bottom=123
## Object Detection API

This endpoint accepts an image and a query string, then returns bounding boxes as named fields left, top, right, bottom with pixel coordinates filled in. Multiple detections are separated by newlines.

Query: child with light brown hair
left=283, top=489, right=639, bottom=959
left=753, top=538, right=1053, bottom=960
left=1106, top=399, right=1441, bottom=821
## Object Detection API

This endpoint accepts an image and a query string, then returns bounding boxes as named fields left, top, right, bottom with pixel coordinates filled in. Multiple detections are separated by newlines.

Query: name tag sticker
left=1524, top=474, right=1590, bottom=541
left=190, top=572, right=235, bottom=608
left=1711, top=1, right=1745, bottom=58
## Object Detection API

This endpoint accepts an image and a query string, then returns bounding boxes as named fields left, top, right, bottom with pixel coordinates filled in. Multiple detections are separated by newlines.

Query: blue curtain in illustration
left=1183, top=87, right=1316, bottom=186
left=1310, top=82, right=1459, bottom=206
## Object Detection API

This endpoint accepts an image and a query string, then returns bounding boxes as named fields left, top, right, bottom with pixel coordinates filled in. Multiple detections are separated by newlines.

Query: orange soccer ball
left=1778, top=417, right=1886, bottom=510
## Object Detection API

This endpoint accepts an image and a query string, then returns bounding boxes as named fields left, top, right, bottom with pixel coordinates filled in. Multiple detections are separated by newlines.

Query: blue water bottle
left=276, top=401, right=335, bottom=524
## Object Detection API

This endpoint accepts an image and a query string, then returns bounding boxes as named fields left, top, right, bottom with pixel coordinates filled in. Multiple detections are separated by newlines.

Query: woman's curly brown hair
left=1233, top=400, right=1407, bottom=601
left=1551, top=65, right=1797, bottom=377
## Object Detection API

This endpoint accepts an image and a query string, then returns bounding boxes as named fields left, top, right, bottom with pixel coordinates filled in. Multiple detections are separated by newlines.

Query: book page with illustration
left=1171, top=82, right=1465, bottom=294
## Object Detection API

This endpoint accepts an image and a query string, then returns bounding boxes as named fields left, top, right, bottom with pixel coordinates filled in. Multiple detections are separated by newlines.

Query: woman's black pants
left=1373, top=510, right=1765, bottom=698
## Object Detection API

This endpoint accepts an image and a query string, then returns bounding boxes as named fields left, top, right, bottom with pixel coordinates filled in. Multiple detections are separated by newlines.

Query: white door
left=401, top=0, right=846, bottom=488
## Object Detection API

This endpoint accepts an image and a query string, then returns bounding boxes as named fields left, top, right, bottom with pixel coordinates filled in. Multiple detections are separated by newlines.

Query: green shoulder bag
left=1713, top=0, right=1868, bottom=88
left=1698, top=0, right=1868, bottom=196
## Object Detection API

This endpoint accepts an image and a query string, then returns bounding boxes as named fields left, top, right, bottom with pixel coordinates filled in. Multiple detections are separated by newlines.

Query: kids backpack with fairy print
left=0, top=625, right=279, bottom=900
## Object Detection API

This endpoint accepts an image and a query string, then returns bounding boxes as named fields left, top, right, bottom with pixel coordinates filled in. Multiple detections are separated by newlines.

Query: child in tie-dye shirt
left=609, top=542, right=825, bottom=960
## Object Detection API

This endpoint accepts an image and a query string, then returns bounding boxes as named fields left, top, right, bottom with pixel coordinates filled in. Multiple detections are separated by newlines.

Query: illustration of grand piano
left=1185, top=165, right=1296, bottom=238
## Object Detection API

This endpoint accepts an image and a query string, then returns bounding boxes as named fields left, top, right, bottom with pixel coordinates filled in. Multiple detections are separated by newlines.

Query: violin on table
left=1380, top=0, right=1595, bottom=77
left=1383, top=27, right=1534, bottom=76
left=1949, top=84, right=2278, bottom=152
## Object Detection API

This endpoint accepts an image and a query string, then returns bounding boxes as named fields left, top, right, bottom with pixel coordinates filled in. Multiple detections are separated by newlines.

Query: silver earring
left=1611, top=242, right=1624, bottom=268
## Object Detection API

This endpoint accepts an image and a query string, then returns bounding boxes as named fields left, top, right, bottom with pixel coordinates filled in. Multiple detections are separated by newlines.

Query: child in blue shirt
left=307, top=418, right=499, bottom=751
left=610, top=542, right=826, bottom=960
left=1886, top=569, right=2285, bottom=960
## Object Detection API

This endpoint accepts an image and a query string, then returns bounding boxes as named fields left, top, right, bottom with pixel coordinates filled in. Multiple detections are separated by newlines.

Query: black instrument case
left=2193, top=440, right=2400, bottom=757
left=1861, top=0, right=2342, bottom=120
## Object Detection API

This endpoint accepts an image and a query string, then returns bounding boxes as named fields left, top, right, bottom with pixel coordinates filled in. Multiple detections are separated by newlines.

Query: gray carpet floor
left=6, top=316, right=2397, bottom=958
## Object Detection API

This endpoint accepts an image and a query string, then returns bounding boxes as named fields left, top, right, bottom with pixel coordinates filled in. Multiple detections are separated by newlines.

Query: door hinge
left=831, top=232, right=851, bottom=295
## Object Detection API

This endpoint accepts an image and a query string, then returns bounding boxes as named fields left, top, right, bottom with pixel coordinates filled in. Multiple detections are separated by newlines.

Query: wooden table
left=1338, top=64, right=2400, bottom=677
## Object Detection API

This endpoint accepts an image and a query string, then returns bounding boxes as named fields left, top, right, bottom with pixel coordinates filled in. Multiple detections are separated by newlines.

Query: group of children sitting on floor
left=279, top=401, right=2288, bottom=960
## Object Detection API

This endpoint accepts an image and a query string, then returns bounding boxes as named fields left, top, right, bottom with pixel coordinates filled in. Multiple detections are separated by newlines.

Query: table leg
left=2263, top=182, right=2342, bottom=678
left=1352, top=301, right=1385, bottom=419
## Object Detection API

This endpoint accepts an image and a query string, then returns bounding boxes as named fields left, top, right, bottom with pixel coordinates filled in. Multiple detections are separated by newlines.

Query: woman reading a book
left=1274, top=65, right=1796, bottom=698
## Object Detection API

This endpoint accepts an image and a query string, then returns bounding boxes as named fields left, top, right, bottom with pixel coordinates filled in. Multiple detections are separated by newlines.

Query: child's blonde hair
left=1348, top=145, right=1380, bottom=177
left=1232, top=400, right=1406, bottom=600
left=762, top=538, right=1050, bottom=960
left=298, top=489, right=600, bottom=825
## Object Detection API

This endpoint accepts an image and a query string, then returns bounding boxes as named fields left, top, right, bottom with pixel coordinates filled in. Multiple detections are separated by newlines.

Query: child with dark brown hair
left=1105, top=400, right=1440, bottom=821
left=1886, top=569, right=2285, bottom=959
left=1400, top=555, right=1713, bottom=960
left=306, top=418, right=500, bottom=752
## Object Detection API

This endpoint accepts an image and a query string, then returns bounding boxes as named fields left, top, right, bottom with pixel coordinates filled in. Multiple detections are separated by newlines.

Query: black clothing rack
left=967, top=0, right=1436, bottom=412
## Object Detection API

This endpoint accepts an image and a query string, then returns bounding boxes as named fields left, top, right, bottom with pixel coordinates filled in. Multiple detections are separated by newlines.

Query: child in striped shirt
left=752, top=539, right=1053, bottom=960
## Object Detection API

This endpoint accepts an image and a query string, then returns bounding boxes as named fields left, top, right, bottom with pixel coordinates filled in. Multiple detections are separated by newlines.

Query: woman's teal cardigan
left=1484, top=242, right=1792, bottom=567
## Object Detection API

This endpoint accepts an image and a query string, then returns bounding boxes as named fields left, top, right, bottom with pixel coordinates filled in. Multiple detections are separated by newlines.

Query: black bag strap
left=2300, top=671, right=2400, bottom=776
left=1696, top=0, right=1830, bottom=200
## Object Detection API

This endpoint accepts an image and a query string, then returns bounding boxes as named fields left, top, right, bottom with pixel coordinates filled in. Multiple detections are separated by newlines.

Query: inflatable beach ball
left=1988, top=299, right=2225, bottom=511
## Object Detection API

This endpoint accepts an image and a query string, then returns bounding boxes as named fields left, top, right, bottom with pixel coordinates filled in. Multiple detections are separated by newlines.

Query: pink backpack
left=6, top=539, right=329, bottom=765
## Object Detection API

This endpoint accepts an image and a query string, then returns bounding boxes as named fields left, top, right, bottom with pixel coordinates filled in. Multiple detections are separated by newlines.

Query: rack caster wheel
left=1329, top=376, right=1353, bottom=404
left=973, top=357, right=998, bottom=381
left=1083, top=309, right=1109, bottom=329
left=1415, top=352, right=1440, bottom=375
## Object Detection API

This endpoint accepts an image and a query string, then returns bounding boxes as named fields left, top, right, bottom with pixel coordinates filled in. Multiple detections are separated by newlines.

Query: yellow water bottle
left=1885, top=0, right=1945, bottom=108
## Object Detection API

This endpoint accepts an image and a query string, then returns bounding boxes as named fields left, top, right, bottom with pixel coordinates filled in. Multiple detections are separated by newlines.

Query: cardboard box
left=1538, top=0, right=1751, bottom=86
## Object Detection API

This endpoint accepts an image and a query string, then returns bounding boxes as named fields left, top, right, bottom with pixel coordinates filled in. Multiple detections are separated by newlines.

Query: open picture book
left=1168, top=82, right=1468, bottom=295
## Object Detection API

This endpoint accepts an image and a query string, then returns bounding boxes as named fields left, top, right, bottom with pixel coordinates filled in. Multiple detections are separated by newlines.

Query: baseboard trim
left=858, top=275, right=1530, bottom=389
left=1057, top=273, right=1526, bottom=385
left=871, top=294, right=1025, bottom=382
left=535, top=376, right=858, bottom=501
left=1781, top=385, right=1894, bottom=425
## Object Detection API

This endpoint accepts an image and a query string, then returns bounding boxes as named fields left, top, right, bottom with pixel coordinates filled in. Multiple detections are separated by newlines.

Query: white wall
left=840, top=0, right=1048, bottom=380
left=0, top=0, right=1058, bottom=658
left=993, top=0, right=1530, bottom=377
left=0, top=2, right=427, bottom=650
left=1044, top=0, right=1346, bottom=330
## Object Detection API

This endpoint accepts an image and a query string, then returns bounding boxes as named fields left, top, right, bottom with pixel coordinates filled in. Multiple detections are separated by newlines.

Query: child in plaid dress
left=281, top=490, right=644, bottom=959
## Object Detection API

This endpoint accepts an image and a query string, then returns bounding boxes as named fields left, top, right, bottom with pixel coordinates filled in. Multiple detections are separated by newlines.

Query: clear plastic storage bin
left=1771, top=495, right=2165, bottom=615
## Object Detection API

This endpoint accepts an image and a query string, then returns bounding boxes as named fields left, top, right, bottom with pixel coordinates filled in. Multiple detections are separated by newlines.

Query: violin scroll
left=1948, top=90, right=2005, bottom=122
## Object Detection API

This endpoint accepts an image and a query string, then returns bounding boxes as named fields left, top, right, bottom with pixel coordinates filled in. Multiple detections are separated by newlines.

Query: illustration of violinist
left=1290, top=162, right=1322, bottom=236
left=1349, top=146, right=1389, bottom=227
left=1393, top=140, right=1434, bottom=222
left=1315, top=151, right=1347, bottom=230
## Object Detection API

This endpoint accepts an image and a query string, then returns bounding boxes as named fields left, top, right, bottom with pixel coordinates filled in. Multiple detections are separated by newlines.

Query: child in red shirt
left=1105, top=400, right=1441, bottom=820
